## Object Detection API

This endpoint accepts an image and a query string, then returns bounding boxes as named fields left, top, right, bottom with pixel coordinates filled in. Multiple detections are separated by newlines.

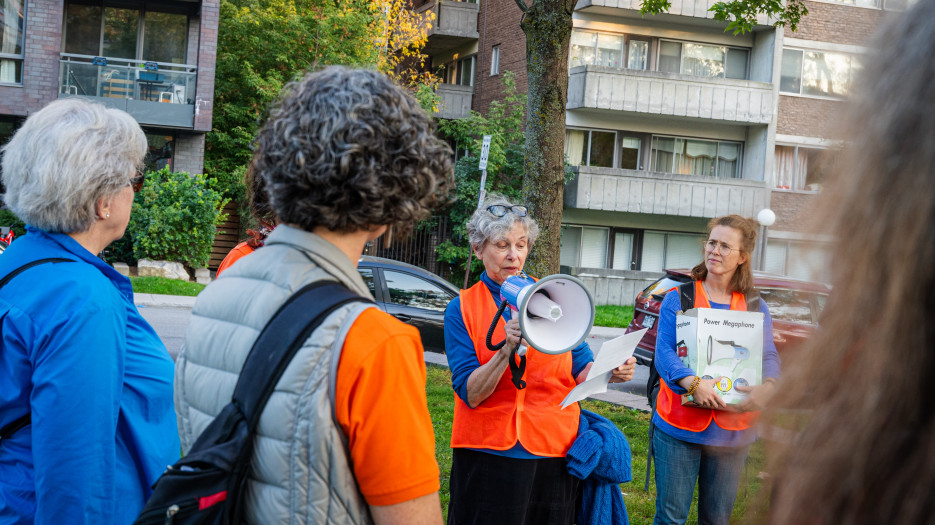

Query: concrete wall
left=562, top=266, right=662, bottom=306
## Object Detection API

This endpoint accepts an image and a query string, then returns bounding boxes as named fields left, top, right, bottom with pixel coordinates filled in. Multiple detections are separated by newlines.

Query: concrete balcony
left=418, top=1, right=480, bottom=55
left=574, top=0, right=770, bottom=25
left=567, top=65, right=774, bottom=125
left=564, top=166, right=769, bottom=218
left=435, top=83, right=473, bottom=119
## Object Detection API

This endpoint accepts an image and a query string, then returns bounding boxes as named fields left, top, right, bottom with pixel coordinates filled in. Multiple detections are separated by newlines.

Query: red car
left=626, top=269, right=831, bottom=365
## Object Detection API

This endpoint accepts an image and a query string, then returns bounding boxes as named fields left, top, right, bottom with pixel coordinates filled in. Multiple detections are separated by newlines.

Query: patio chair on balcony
left=101, top=70, right=131, bottom=99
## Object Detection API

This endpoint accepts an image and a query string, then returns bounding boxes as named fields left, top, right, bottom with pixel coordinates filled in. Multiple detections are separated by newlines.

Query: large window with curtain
left=565, top=129, right=615, bottom=168
left=774, top=145, right=835, bottom=191
left=640, top=232, right=705, bottom=273
left=780, top=48, right=860, bottom=98
left=651, top=136, right=742, bottom=178
left=63, top=2, right=189, bottom=63
left=569, top=29, right=648, bottom=70
left=1, top=0, right=26, bottom=84
left=560, top=225, right=609, bottom=268
left=658, top=40, right=749, bottom=80
left=441, top=55, right=475, bottom=87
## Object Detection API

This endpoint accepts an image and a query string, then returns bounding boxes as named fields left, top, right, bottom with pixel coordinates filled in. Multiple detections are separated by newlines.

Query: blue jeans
left=652, top=428, right=749, bottom=525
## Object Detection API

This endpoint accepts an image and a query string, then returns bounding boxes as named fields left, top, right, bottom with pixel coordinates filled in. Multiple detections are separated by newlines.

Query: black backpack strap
left=678, top=281, right=695, bottom=313
left=0, top=257, right=74, bottom=446
left=232, top=280, right=372, bottom=431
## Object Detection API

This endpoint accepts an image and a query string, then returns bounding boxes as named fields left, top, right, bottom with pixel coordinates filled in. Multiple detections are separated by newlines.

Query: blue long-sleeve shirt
left=652, top=290, right=780, bottom=447
left=444, top=272, right=593, bottom=458
left=0, top=227, right=180, bottom=524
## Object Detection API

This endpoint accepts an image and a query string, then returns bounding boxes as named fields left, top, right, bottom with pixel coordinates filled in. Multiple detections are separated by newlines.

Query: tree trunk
left=520, top=0, right=575, bottom=277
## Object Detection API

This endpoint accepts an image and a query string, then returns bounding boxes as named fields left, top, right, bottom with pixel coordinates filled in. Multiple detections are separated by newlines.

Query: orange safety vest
left=656, top=280, right=759, bottom=432
left=450, top=280, right=580, bottom=457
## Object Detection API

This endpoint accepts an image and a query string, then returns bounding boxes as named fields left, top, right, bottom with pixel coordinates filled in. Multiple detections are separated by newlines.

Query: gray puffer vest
left=174, top=226, right=374, bottom=524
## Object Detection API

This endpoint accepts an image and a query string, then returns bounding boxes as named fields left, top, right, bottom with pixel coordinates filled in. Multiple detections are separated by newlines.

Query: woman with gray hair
left=0, top=98, right=180, bottom=522
left=175, top=66, right=452, bottom=524
left=444, top=193, right=636, bottom=524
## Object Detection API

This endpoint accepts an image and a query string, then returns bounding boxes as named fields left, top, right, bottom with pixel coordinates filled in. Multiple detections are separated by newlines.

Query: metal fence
left=363, top=215, right=462, bottom=284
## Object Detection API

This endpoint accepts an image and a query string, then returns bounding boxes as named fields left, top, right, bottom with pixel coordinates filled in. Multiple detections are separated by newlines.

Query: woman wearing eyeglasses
left=651, top=215, right=779, bottom=525
left=444, top=193, right=636, bottom=525
left=0, top=99, right=179, bottom=523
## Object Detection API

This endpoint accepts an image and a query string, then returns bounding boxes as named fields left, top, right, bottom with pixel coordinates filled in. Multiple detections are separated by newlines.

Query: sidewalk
left=136, top=293, right=650, bottom=412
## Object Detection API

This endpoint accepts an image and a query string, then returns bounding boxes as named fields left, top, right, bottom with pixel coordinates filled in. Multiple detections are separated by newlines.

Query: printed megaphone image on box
left=676, top=308, right=764, bottom=409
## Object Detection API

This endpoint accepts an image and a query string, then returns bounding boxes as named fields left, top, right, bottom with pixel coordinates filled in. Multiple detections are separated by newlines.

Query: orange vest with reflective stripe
left=450, top=280, right=580, bottom=456
left=656, top=280, right=759, bottom=432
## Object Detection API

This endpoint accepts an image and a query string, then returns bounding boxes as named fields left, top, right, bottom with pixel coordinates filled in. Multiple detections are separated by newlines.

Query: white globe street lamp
left=757, top=208, right=776, bottom=227
left=755, top=208, right=775, bottom=270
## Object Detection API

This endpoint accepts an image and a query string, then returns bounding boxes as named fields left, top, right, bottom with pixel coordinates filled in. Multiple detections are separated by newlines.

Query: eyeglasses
left=486, top=204, right=528, bottom=218
left=704, top=240, right=737, bottom=256
left=129, top=169, right=145, bottom=193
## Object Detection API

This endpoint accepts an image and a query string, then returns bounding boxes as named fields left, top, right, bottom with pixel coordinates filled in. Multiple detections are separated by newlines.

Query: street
left=140, top=305, right=650, bottom=397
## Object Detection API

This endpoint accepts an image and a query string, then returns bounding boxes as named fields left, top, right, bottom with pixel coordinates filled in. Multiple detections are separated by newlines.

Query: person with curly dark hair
left=174, top=66, right=453, bottom=525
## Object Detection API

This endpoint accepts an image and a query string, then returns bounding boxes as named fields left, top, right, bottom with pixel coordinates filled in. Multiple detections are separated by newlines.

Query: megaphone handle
left=485, top=299, right=510, bottom=352
left=517, top=344, right=527, bottom=356
left=509, top=347, right=527, bottom=390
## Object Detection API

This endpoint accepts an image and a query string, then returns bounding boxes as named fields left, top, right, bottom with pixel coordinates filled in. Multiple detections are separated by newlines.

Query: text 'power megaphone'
left=485, top=273, right=595, bottom=389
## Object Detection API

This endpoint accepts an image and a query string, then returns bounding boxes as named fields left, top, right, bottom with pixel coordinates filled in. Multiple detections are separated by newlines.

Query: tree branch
left=513, top=0, right=528, bottom=12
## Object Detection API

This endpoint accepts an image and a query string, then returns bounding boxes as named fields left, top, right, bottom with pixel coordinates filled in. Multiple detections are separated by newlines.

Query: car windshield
left=640, top=276, right=689, bottom=299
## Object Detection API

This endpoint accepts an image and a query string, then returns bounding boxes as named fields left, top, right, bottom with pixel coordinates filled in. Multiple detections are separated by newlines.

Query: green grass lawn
left=426, top=365, right=770, bottom=524
left=595, top=304, right=635, bottom=328
left=130, top=276, right=206, bottom=297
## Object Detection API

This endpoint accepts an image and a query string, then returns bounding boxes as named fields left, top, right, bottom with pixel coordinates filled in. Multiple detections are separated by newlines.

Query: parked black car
left=356, top=256, right=459, bottom=353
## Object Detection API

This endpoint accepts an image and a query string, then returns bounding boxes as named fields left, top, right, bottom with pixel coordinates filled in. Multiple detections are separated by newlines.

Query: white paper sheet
left=560, top=328, right=647, bottom=409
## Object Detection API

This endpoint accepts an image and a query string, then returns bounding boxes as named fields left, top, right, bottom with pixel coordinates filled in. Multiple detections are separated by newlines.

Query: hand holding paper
left=560, top=328, right=648, bottom=409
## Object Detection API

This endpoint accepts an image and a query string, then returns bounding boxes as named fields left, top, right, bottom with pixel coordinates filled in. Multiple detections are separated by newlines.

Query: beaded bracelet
left=685, top=376, right=701, bottom=396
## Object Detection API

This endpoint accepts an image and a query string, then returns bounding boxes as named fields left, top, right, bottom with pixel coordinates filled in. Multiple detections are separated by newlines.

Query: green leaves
left=127, top=168, right=228, bottom=268
left=638, top=0, right=807, bottom=34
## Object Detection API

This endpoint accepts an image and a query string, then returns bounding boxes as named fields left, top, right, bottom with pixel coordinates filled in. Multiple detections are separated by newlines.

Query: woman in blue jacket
left=0, top=98, right=180, bottom=524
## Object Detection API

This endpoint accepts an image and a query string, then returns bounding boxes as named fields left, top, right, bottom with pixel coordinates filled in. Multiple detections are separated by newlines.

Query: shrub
left=128, top=168, right=228, bottom=268
left=0, top=208, right=26, bottom=238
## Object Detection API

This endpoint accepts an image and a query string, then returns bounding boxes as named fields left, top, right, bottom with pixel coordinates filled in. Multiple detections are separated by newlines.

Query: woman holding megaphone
left=651, top=215, right=780, bottom=525
left=443, top=194, right=636, bottom=525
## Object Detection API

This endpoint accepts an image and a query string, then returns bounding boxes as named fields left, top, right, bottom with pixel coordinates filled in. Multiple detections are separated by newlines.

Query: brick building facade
left=0, top=0, right=218, bottom=177
left=417, top=0, right=907, bottom=285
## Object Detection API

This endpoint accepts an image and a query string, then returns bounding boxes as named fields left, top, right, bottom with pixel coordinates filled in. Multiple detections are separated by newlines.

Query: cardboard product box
left=675, top=308, right=764, bottom=409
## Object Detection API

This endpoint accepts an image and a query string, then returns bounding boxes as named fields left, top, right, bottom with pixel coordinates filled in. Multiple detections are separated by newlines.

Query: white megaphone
left=495, top=273, right=595, bottom=356
left=706, top=335, right=750, bottom=372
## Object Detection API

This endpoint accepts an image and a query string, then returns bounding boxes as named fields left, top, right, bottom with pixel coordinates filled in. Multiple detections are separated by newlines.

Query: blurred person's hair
left=1, top=98, right=146, bottom=233
left=690, top=214, right=758, bottom=294
left=252, top=66, right=453, bottom=237
left=244, top=162, right=276, bottom=248
left=466, top=193, right=540, bottom=252
left=765, top=5, right=935, bottom=524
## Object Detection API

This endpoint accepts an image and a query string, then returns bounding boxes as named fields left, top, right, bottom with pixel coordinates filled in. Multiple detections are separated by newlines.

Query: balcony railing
left=435, top=83, right=473, bottom=119
left=574, top=0, right=771, bottom=24
left=567, top=65, right=774, bottom=125
left=59, top=54, right=198, bottom=128
left=564, top=165, right=769, bottom=218
left=419, top=0, right=480, bottom=55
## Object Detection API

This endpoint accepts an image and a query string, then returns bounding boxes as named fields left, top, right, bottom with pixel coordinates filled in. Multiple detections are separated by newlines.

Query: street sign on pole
left=478, top=135, right=491, bottom=171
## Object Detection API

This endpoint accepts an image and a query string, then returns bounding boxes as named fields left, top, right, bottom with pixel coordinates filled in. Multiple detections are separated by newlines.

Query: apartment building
left=0, top=0, right=218, bottom=176
left=415, top=0, right=907, bottom=300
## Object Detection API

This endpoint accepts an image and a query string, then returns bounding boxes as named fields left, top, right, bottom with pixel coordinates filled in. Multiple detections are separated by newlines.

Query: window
left=612, top=231, right=635, bottom=270
left=640, top=232, right=704, bottom=272
left=781, top=48, right=860, bottom=98
left=565, top=129, right=615, bottom=168
left=560, top=225, right=608, bottom=268
left=764, top=240, right=830, bottom=282
left=442, top=55, right=475, bottom=87
left=619, top=136, right=641, bottom=170
left=384, top=270, right=452, bottom=312
left=650, top=136, right=742, bottom=178
left=143, top=132, right=174, bottom=172
left=357, top=268, right=377, bottom=297
left=0, top=0, right=26, bottom=84
left=658, top=40, right=748, bottom=80
left=821, top=0, right=879, bottom=6
left=490, top=45, right=500, bottom=76
left=569, top=29, right=646, bottom=70
left=774, top=145, right=836, bottom=191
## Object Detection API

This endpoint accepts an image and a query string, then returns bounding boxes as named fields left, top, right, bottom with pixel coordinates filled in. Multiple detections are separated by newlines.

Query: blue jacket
left=0, top=228, right=180, bottom=524
left=567, top=410, right=631, bottom=525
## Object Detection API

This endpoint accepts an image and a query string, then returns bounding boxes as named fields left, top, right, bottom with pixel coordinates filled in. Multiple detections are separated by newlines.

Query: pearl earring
left=105, top=213, right=110, bottom=218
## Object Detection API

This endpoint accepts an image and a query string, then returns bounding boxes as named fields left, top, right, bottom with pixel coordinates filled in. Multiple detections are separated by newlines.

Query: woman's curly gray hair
left=252, top=66, right=453, bottom=236
left=1, top=98, right=145, bottom=233
left=466, top=193, right=539, bottom=251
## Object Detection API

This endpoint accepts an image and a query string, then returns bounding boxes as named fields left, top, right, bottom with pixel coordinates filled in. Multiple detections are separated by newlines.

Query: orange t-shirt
left=215, top=242, right=255, bottom=276
left=334, top=307, right=440, bottom=506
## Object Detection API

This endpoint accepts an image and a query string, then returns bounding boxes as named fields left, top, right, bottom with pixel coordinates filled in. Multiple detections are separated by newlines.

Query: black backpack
left=135, top=280, right=370, bottom=525
left=0, top=258, right=74, bottom=446
left=643, top=281, right=761, bottom=489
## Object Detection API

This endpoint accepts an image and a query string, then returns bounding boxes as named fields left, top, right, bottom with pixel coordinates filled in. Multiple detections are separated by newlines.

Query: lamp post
left=755, top=208, right=776, bottom=271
